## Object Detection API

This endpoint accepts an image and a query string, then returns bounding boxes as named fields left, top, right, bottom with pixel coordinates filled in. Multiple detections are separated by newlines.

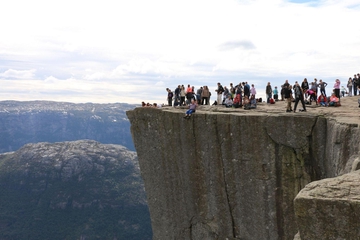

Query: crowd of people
left=142, top=73, right=360, bottom=116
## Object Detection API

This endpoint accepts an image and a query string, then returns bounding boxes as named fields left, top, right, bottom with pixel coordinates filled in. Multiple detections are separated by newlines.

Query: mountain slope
left=0, top=140, right=152, bottom=240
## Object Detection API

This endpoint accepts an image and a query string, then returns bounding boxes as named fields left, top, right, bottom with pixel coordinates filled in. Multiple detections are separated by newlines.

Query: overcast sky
left=1, top=0, right=359, bottom=104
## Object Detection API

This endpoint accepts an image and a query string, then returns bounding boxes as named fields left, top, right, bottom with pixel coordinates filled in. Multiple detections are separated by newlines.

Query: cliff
left=127, top=97, right=360, bottom=240
left=0, top=140, right=152, bottom=239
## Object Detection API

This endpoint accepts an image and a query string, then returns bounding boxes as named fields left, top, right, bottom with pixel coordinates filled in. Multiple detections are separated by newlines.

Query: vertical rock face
left=127, top=107, right=360, bottom=239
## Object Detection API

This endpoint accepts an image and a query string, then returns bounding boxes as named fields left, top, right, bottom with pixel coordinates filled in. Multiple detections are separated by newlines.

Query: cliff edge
left=127, top=97, right=360, bottom=240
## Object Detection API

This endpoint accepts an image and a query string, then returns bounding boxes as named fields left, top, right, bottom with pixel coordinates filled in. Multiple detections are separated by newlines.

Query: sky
left=1, top=0, right=360, bottom=104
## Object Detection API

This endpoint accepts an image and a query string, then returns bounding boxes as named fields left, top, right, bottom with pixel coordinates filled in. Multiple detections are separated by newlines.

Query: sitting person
left=224, top=95, right=233, bottom=108
left=243, top=95, right=251, bottom=110
left=232, top=93, right=242, bottom=108
left=183, top=99, right=198, bottom=118
left=250, top=94, right=257, bottom=109
left=317, top=93, right=328, bottom=107
left=329, top=93, right=340, bottom=106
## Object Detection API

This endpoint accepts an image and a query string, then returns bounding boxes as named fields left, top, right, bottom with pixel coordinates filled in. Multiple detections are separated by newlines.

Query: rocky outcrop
left=0, top=100, right=137, bottom=153
left=294, top=170, right=360, bottom=239
left=0, top=140, right=152, bottom=239
left=127, top=104, right=360, bottom=240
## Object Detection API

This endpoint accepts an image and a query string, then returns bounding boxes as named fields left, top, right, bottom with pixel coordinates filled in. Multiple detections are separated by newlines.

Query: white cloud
left=0, top=0, right=360, bottom=104
left=0, top=69, right=36, bottom=80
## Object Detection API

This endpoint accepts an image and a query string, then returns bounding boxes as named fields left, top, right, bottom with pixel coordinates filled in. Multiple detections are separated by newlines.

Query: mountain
left=0, top=100, right=137, bottom=153
left=0, top=140, right=152, bottom=240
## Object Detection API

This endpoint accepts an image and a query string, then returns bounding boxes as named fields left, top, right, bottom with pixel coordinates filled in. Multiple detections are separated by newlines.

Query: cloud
left=0, top=0, right=360, bottom=104
left=0, top=69, right=36, bottom=80
left=218, top=41, right=256, bottom=51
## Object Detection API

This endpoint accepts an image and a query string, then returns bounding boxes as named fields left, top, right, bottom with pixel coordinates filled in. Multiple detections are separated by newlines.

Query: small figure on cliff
left=215, top=82, right=224, bottom=105
left=266, top=82, right=272, bottom=104
left=329, top=93, right=340, bottom=106
left=333, top=79, right=341, bottom=99
left=318, top=79, right=328, bottom=97
left=293, top=83, right=307, bottom=112
left=166, top=88, right=173, bottom=106
left=183, top=99, right=198, bottom=119
left=317, top=93, right=328, bottom=107
left=285, top=85, right=293, bottom=112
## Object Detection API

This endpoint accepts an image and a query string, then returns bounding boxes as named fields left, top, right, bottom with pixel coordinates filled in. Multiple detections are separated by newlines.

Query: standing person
left=174, top=85, right=181, bottom=106
left=223, top=86, right=229, bottom=103
left=243, top=82, right=250, bottom=98
left=183, top=99, right=197, bottom=119
left=180, top=85, right=186, bottom=106
left=334, top=79, right=341, bottom=99
left=341, top=86, right=347, bottom=97
left=273, top=86, right=279, bottom=101
left=353, top=74, right=358, bottom=96
left=179, top=85, right=186, bottom=106
left=266, top=82, right=272, bottom=104
left=166, top=88, right=173, bottom=106
left=293, top=83, right=306, bottom=112
left=250, top=84, right=257, bottom=98
left=215, top=82, right=224, bottom=105
left=301, top=78, right=309, bottom=99
left=229, top=83, right=235, bottom=99
left=186, top=84, right=193, bottom=105
left=347, top=77, right=353, bottom=97
left=201, top=86, right=210, bottom=105
left=318, top=79, right=327, bottom=96
left=313, top=78, right=319, bottom=96
left=196, top=87, right=203, bottom=104
left=284, top=85, right=293, bottom=112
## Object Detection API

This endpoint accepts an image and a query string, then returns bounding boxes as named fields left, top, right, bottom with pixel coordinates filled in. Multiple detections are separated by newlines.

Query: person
left=223, top=86, right=229, bottom=103
left=340, top=86, right=347, bottom=97
left=186, top=84, right=193, bottom=105
left=266, top=82, right=272, bottom=104
left=249, top=94, right=257, bottom=109
left=281, top=80, right=290, bottom=101
left=273, top=86, right=279, bottom=101
left=250, top=84, right=257, bottom=98
left=284, top=85, right=293, bottom=112
left=347, top=77, right=353, bottom=97
left=196, top=87, right=203, bottom=104
left=215, top=82, right=224, bottom=105
left=318, top=79, right=327, bottom=96
left=180, top=85, right=186, bottom=106
left=174, top=85, right=181, bottom=106
left=232, top=93, right=242, bottom=108
left=306, top=89, right=317, bottom=105
left=329, top=93, right=340, bottom=106
left=313, top=78, right=319, bottom=96
left=317, top=92, right=328, bottom=106
left=166, top=88, right=173, bottom=106
left=353, top=74, right=358, bottom=96
left=301, top=78, right=309, bottom=99
left=201, top=86, right=210, bottom=105
left=224, top=95, right=233, bottom=107
left=333, top=79, right=341, bottom=99
left=243, top=82, right=250, bottom=98
left=293, top=83, right=306, bottom=112
left=229, top=83, right=235, bottom=99
left=243, top=95, right=251, bottom=110
left=183, top=99, right=197, bottom=119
